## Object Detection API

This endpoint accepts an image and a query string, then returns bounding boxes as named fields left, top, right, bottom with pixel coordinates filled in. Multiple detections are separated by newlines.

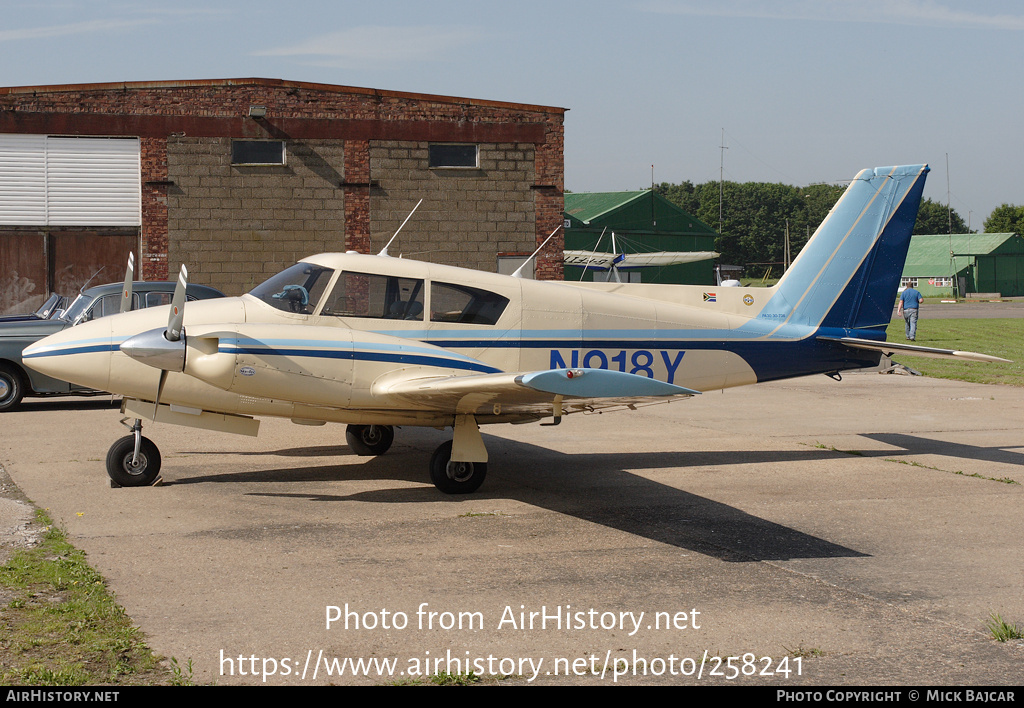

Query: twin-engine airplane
left=23, top=164, right=1006, bottom=493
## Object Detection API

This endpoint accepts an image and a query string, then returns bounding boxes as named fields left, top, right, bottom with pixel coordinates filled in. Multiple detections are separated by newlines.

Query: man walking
left=898, top=285, right=923, bottom=341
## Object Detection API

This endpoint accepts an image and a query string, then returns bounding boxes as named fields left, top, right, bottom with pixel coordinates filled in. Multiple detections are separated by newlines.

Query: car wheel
left=0, top=364, right=26, bottom=412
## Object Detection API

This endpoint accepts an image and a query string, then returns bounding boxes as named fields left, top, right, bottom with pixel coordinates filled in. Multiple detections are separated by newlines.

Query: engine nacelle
left=182, top=324, right=357, bottom=407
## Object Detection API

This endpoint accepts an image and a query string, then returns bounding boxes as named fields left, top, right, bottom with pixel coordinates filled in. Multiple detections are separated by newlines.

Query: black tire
left=106, top=435, right=162, bottom=487
left=0, top=364, right=26, bottom=413
left=429, top=440, right=487, bottom=494
left=346, top=424, right=394, bottom=456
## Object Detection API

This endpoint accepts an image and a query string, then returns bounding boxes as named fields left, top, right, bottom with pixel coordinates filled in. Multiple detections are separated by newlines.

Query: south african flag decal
left=703, top=292, right=716, bottom=302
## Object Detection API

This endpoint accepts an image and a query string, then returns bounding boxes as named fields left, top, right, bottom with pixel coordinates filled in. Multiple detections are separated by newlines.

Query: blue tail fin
left=763, top=165, right=929, bottom=335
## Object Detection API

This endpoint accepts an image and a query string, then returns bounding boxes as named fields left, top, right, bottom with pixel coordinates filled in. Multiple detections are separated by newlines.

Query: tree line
left=653, top=179, right=1022, bottom=273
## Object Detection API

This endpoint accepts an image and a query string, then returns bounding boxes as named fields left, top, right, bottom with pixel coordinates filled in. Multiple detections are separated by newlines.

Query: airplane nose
left=22, top=318, right=114, bottom=391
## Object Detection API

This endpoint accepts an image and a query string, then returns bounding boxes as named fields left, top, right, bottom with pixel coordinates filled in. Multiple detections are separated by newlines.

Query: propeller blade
left=154, top=369, right=168, bottom=420
left=167, top=265, right=188, bottom=342
left=120, top=253, right=135, bottom=314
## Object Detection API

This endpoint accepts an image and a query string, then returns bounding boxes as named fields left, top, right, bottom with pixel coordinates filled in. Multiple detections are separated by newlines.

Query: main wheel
left=346, top=424, right=394, bottom=456
left=0, top=364, right=26, bottom=413
left=429, top=440, right=487, bottom=494
left=106, top=435, right=162, bottom=487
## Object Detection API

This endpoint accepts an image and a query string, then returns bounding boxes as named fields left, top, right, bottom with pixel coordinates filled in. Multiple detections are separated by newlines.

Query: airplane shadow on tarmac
left=860, top=433, right=1024, bottom=468
left=170, top=430, right=872, bottom=564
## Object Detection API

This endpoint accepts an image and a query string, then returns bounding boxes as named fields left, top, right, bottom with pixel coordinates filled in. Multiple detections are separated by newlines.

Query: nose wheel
left=106, top=419, right=162, bottom=487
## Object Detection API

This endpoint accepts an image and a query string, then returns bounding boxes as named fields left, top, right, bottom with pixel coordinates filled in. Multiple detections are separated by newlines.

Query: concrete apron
left=2, top=372, right=1022, bottom=685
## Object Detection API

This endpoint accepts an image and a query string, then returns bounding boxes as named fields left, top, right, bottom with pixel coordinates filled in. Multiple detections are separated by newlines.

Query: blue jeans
left=903, top=308, right=919, bottom=340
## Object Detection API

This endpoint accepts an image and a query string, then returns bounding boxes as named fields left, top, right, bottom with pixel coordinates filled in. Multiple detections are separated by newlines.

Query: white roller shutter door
left=0, top=135, right=141, bottom=226
left=0, top=134, right=47, bottom=225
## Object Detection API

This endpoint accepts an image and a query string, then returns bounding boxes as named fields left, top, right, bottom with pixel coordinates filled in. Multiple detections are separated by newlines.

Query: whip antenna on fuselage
left=512, top=224, right=563, bottom=279
left=378, top=199, right=423, bottom=257
left=578, top=227, right=608, bottom=281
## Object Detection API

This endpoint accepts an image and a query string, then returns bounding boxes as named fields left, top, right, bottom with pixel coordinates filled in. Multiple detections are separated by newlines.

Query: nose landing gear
left=106, top=418, right=162, bottom=487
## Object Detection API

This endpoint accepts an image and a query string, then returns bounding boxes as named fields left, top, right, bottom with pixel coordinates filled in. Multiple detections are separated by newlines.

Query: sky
left=3, top=0, right=1022, bottom=231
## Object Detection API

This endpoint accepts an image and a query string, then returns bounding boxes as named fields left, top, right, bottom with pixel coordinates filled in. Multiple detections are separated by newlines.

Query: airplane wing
left=375, top=367, right=700, bottom=419
left=817, top=336, right=1011, bottom=363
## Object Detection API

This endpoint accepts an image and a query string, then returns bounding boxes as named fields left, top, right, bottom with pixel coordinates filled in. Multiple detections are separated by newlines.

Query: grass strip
left=885, top=318, right=1024, bottom=387
left=0, top=510, right=170, bottom=685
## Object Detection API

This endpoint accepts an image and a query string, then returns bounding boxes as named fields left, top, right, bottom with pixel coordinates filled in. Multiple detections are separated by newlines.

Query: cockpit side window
left=250, top=263, right=335, bottom=314
left=320, top=271, right=424, bottom=320
left=430, top=282, right=509, bottom=325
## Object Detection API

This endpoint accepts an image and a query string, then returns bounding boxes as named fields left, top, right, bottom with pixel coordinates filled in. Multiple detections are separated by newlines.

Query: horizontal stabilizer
left=817, top=336, right=1011, bottom=363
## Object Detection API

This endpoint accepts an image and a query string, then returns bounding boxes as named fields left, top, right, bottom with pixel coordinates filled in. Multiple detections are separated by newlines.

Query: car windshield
left=36, top=293, right=64, bottom=318
left=249, top=263, right=335, bottom=314
left=61, top=294, right=90, bottom=323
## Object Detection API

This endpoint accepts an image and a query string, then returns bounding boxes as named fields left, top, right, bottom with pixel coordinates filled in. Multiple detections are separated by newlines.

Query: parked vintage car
left=0, top=280, right=224, bottom=411
left=0, top=293, right=68, bottom=323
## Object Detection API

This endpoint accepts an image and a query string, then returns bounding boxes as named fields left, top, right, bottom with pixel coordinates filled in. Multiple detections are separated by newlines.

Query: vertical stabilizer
left=761, top=165, right=929, bottom=335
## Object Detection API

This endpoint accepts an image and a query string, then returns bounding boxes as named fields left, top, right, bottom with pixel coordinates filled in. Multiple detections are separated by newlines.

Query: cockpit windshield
left=249, top=263, right=335, bottom=314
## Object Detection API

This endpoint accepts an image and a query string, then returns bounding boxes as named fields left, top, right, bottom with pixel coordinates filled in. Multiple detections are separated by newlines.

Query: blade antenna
left=379, top=199, right=423, bottom=257
left=512, top=224, right=563, bottom=279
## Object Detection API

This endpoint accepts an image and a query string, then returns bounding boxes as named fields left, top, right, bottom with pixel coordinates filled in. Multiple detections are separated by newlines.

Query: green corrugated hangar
left=562, top=190, right=718, bottom=284
left=902, top=233, right=1024, bottom=297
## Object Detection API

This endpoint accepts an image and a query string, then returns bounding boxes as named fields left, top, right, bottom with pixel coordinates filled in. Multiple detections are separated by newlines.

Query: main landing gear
left=106, top=418, right=162, bottom=487
left=101, top=418, right=488, bottom=494
left=345, top=416, right=488, bottom=494
left=429, top=440, right=487, bottom=495
left=345, top=424, right=395, bottom=456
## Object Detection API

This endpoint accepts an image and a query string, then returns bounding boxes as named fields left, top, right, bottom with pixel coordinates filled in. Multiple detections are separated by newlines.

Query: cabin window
left=250, top=263, right=334, bottom=314
left=428, top=144, right=478, bottom=169
left=321, top=272, right=425, bottom=320
left=900, top=277, right=918, bottom=289
left=231, top=140, right=286, bottom=165
left=430, top=283, right=509, bottom=325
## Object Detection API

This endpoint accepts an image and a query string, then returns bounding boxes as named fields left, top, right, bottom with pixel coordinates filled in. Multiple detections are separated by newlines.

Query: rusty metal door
left=0, top=230, right=46, bottom=315
left=50, top=230, right=137, bottom=297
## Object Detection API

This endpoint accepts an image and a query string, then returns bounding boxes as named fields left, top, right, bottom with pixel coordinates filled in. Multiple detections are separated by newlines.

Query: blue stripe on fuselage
left=223, top=345, right=502, bottom=374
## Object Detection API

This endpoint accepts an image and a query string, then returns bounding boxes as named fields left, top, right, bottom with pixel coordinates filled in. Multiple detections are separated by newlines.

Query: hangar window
left=428, top=144, right=478, bottom=169
left=231, top=140, right=286, bottom=165
left=430, top=283, right=509, bottom=325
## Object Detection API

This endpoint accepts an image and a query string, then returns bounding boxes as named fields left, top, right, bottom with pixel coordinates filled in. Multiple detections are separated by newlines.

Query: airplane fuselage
left=23, top=251, right=880, bottom=430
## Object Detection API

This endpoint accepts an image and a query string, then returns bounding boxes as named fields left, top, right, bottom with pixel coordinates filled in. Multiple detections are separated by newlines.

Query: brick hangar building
left=0, top=78, right=566, bottom=313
